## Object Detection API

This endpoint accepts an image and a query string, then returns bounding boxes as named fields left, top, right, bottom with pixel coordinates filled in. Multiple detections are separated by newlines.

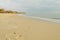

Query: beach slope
left=0, top=14, right=60, bottom=40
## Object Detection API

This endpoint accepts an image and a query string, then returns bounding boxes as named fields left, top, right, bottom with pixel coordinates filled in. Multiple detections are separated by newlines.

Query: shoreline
left=17, top=14, right=60, bottom=24
left=0, top=14, right=60, bottom=40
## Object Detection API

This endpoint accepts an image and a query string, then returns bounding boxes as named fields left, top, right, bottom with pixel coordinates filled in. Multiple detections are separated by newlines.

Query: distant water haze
left=0, top=0, right=60, bottom=18
left=26, top=11, right=60, bottom=18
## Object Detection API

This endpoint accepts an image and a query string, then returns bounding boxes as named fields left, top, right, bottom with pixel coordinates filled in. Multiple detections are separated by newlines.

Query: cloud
left=20, top=0, right=60, bottom=13
left=20, top=0, right=60, bottom=8
left=0, top=0, right=23, bottom=11
left=0, top=0, right=60, bottom=12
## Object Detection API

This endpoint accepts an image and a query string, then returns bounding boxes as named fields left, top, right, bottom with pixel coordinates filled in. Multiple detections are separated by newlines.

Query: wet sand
left=0, top=14, right=60, bottom=40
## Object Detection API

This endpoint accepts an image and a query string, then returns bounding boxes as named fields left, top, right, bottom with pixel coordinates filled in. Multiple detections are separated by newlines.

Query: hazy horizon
left=0, top=0, right=60, bottom=18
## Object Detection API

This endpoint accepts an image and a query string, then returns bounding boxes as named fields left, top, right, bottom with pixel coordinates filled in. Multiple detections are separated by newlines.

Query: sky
left=0, top=0, right=60, bottom=18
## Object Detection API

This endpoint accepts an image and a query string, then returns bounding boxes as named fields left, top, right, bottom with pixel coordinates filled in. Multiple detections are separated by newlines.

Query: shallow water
left=17, top=14, right=60, bottom=23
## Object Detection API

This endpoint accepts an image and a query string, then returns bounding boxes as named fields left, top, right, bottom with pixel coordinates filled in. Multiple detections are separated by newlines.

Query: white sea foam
left=17, top=14, right=60, bottom=23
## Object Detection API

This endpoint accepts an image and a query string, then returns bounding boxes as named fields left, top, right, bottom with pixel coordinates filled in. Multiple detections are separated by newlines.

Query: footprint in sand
left=5, top=32, right=22, bottom=40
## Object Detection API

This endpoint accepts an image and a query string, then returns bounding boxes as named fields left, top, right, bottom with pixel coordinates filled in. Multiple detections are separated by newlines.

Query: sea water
left=16, top=14, right=60, bottom=23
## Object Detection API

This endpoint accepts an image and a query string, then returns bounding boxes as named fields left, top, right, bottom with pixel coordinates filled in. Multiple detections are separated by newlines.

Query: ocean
left=17, top=14, right=60, bottom=23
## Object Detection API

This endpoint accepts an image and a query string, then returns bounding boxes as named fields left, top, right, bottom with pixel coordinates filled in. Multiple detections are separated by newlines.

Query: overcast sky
left=0, top=0, right=60, bottom=11
left=0, top=0, right=60, bottom=18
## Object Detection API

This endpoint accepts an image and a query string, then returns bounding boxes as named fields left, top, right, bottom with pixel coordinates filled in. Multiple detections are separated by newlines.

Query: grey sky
left=0, top=0, right=60, bottom=18
left=0, top=0, right=60, bottom=11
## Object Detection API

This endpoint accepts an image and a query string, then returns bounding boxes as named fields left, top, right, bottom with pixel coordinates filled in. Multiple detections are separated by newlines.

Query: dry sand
left=0, top=14, right=60, bottom=40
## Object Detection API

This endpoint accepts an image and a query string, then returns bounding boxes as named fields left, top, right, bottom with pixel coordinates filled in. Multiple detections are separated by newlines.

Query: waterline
left=16, top=14, right=60, bottom=23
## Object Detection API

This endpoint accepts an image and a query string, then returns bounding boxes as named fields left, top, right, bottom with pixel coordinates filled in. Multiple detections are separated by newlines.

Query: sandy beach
left=0, top=14, right=60, bottom=40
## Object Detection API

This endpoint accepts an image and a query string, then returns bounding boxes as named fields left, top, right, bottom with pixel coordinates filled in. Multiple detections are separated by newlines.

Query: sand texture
left=0, top=14, right=60, bottom=40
